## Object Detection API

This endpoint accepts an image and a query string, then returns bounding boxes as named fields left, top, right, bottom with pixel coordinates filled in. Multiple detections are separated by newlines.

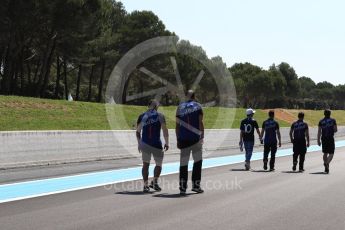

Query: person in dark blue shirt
left=136, top=99, right=169, bottom=193
left=176, top=90, right=204, bottom=195
left=260, top=110, right=282, bottom=171
left=317, top=109, right=338, bottom=174
left=289, top=112, right=310, bottom=172
left=240, top=108, right=261, bottom=170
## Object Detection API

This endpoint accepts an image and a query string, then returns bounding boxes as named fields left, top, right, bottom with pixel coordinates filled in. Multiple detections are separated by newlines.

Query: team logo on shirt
left=293, top=122, right=306, bottom=131
left=142, top=116, right=160, bottom=127
left=178, top=103, right=202, bottom=117
left=265, top=121, right=277, bottom=129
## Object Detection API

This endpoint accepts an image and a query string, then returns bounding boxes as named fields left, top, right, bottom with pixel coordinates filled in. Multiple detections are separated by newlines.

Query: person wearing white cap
left=239, top=108, right=262, bottom=170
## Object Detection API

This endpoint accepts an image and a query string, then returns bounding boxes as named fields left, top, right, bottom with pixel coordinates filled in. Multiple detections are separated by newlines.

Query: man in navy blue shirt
left=136, top=99, right=169, bottom=193
left=240, top=108, right=261, bottom=170
left=290, top=112, right=310, bottom=172
left=260, top=110, right=281, bottom=171
left=317, top=109, right=337, bottom=174
left=176, top=90, right=204, bottom=196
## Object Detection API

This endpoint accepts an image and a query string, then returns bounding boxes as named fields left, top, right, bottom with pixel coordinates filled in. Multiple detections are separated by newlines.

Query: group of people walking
left=136, top=90, right=204, bottom=195
left=136, top=90, right=338, bottom=195
left=240, top=108, right=337, bottom=174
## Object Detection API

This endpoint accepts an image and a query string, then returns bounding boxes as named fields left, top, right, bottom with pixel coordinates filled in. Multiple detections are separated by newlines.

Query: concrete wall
left=1, top=128, right=344, bottom=169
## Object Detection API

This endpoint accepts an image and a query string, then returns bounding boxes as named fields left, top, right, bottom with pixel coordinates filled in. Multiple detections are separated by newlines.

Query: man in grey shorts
left=136, top=100, right=169, bottom=193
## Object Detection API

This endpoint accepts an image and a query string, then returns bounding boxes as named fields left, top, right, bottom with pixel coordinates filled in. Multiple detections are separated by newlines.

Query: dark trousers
left=179, top=141, right=203, bottom=191
left=263, top=143, right=277, bottom=169
left=293, top=152, right=306, bottom=169
left=293, top=141, right=307, bottom=169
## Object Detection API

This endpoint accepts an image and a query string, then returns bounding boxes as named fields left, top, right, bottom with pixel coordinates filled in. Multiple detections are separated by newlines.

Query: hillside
left=1, top=96, right=342, bottom=131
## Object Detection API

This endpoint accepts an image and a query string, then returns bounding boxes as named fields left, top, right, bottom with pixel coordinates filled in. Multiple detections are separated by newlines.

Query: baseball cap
left=246, top=108, right=256, bottom=116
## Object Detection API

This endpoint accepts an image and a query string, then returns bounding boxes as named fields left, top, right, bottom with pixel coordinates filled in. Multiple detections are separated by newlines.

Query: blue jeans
left=244, top=141, right=254, bottom=162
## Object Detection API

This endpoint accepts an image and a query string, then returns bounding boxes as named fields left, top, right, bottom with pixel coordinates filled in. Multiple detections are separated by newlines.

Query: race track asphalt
left=0, top=148, right=344, bottom=230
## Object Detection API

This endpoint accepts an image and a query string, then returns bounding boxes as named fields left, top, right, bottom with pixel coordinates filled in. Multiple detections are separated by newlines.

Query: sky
left=120, top=0, right=345, bottom=85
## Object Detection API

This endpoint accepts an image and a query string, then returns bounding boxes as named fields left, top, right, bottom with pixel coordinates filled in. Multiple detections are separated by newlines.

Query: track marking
left=1, top=141, right=345, bottom=204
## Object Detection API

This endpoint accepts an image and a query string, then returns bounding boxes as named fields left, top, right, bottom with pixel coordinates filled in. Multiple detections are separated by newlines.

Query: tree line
left=0, top=0, right=172, bottom=102
left=1, top=0, right=344, bottom=109
left=230, top=62, right=345, bottom=109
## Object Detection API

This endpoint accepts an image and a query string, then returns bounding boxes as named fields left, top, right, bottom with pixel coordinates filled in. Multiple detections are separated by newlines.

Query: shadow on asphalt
left=115, top=191, right=155, bottom=195
left=310, top=172, right=327, bottom=175
left=153, top=193, right=184, bottom=199
left=153, top=193, right=195, bottom=198
left=281, top=171, right=303, bottom=174
left=230, top=169, right=248, bottom=172
left=251, top=170, right=271, bottom=173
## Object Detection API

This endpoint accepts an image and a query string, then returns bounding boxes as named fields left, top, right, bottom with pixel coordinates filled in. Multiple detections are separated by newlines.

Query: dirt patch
left=264, top=109, right=296, bottom=124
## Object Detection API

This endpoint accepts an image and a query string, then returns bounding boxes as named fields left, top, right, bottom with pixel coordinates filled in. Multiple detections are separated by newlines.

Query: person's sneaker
left=149, top=181, right=162, bottom=191
left=143, top=186, right=150, bottom=193
left=269, top=168, right=275, bottom=172
left=325, top=164, right=330, bottom=174
left=299, top=167, right=305, bottom=172
left=292, top=165, right=297, bottom=171
left=180, top=190, right=187, bottom=196
left=245, top=163, right=250, bottom=171
left=191, top=187, right=204, bottom=194
left=324, top=163, right=329, bottom=174
left=263, top=163, right=268, bottom=170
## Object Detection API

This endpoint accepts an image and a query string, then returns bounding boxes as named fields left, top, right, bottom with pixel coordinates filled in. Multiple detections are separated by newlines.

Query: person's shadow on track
left=230, top=169, right=248, bottom=172
left=251, top=170, right=271, bottom=173
left=310, top=172, right=327, bottom=175
left=115, top=191, right=155, bottom=195
left=281, top=171, right=302, bottom=174
left=153, top=193, right=195, bottom=198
